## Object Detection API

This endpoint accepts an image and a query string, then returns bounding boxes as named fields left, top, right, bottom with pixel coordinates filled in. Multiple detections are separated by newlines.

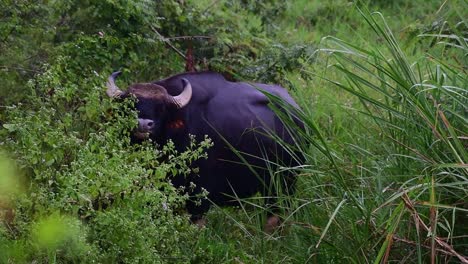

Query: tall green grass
left=288, top=5, right=467, bottom=263
left=198, top=3, right=467, bottom=263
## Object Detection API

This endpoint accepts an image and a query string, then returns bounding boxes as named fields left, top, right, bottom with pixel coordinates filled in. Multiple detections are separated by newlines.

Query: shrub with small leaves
left=1, top=40, right=213, bottom=261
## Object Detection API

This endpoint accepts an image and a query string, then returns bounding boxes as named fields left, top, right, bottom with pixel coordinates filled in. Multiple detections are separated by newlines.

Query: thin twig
left=202, top=0, right=221, bottom=15
left=1, top=28, right=15, bottom=44
left=440, top=235, right=468, bottom=240
left=0, top=65, right=41, bottom=73
left=165, top=35, right=212, bottom=41
left=402, top=193, right=468, bottom=263
left=393, top=235, right=458, bottom=258
left=150, top=25, right=186, bottom=60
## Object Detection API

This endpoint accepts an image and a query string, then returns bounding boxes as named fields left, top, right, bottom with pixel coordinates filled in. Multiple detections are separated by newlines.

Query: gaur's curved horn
left=106, top=71, right=124, bottom=98
left=170, top=78, right=192, bottom=109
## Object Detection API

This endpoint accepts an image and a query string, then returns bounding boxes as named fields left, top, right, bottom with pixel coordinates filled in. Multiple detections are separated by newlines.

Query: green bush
left=1, top=50, right=217, bottom=261
left=0, top=12, right=217, bottom=258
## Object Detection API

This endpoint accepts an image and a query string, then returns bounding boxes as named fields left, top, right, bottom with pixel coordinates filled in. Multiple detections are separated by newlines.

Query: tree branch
left=150, top=26, right=186, bottom=60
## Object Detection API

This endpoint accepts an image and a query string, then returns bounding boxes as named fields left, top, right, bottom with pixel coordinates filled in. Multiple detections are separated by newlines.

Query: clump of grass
left=208, top=2, right=467, bottom=263
left=278, top=3, right=467, bottom=263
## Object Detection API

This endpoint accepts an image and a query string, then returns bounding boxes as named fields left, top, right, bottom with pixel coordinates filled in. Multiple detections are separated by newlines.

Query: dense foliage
left=1, top=0, right=466, bottom=263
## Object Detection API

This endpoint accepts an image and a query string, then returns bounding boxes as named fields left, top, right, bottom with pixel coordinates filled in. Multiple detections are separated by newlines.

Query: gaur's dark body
left=107, top=71, right=302, bottom=221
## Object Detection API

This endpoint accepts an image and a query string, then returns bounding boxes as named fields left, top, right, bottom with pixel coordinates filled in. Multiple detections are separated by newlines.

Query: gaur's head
left=106, top=71, right=192, bottom=140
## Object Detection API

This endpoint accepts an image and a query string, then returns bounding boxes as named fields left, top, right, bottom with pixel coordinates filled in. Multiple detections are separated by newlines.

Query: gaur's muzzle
left=134, top=118, right=154, bottom=139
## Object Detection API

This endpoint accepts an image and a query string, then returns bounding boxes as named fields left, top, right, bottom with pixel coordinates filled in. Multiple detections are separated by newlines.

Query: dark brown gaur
left=105, top=70, right=304, bottom=232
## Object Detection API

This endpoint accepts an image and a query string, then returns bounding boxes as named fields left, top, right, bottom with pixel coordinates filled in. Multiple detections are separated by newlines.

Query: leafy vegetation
left=1, top=0, right=466, bottom=263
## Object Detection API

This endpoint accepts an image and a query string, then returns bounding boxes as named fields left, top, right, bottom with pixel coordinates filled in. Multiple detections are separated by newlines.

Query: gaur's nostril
left=138, top=118, right=155, bottom=132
